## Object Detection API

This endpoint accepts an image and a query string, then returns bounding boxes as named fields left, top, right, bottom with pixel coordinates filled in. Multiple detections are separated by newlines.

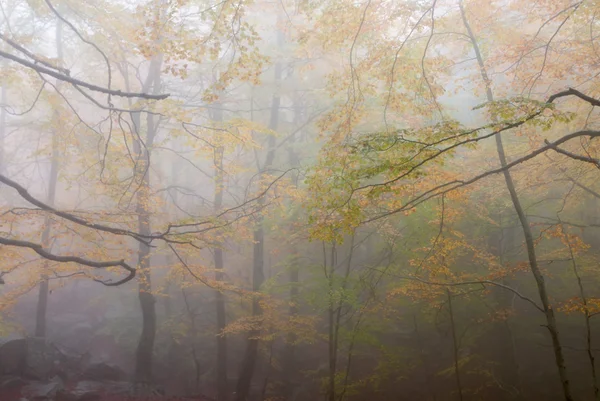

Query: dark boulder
left=23, top=337, right=63, bottom=380
left=0, top=374, right=26, bottom=390
left=56, top=380, right=130, bottom=401
left=0, top=374, right=27, bottom=401
left=21, top=376, right=64, bottom=400
left=0, top=335, right=26, bottom=375
left=80, top=362, right=126, bottom=381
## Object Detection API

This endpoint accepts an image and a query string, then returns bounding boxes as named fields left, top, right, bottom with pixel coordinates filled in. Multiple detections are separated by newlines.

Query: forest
left=0, top=0, right=598, bottom=400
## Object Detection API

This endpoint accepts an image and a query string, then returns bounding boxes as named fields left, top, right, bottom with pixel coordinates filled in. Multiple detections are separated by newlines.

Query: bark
left=327, top=234, right=355, bottom=401
left=563, top=223, right=598, bottom=399
left=133, top=53, right=163, bottom=384
left=135, top=168, right=155, bottom=384
left=234, top=43, right=282, bottom=401
left=211, top=104, right=228, bottom=401
left=327, top=242, right=337, bottom=401
left=34, top=17, right=63, bottom=338
left=489, top=214, right=522, bottom=399
left=413, top=314, right=436, bottom=401
left=0, top=83, right=5, bottom=175
left=459, top=2, right=572, bottom=400
left=182, top=288, right=201, bottom=393
left=282, top=94, right=302, bottom=399
left=163, top=274, right=172, bottom=320
left=234, top=228, right=265, bottom=401
left=447, top=290, right=464, bottom=401
left=282, top=251, right=299, bottom=398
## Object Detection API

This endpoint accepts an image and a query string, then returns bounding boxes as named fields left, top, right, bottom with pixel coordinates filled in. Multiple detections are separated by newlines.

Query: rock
left=22, top=376, right=63, bottom=400
left=0, top=374, right=26, bottom=388
left=51, top=346, right=88, bottom=382
left=0, top=375, right=27, bottom=400
left=23, top=338, right=62, bottom=380
left=57, top=380, right=130, bottom=401
left=58, top=381, right=102, bottom=401
left=0, top=336, right=26, bottom=375
left=80, top=362, right=126, bottom=381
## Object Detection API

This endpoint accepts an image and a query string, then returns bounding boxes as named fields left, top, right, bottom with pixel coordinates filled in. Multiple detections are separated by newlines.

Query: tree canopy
left=1, top=0, right=600, bottom=400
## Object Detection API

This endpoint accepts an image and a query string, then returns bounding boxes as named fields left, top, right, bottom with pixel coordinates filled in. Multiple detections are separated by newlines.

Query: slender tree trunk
left=0, top=84, right=5, bottom=175
left=211, top=104, right=228, bottom=401
left=282, top=251, right=299, bottom=398
left=489, top=214, right=522, bottom=399
left=182, top=288, right=201, bottom=393
left=133, top=53, right=163, bottom=385
left=459, top=2, right=572, bottom=400
left=413, top=314, right=436, bottom=401
left=163, top=273, right=172, bottom=320
left=563, top=223, right=599, bottom=399
left=327, top=234, right=355, bottom=401
left=282, top=95, right=302, bottom=399
left=115, top=15, right=163, bottom=385
left=327, top=242, right=337, bottom=401
left=447, top=290, right=464, bottom=401
left=234, top=228, right=265, bottom=401
left=34, top=144, right=58, bottom=337
left=234, top=45, right=282, bottom=401
left=135, top=169, right=155, bottom=384
left=35, top=18, right=63, bottom=338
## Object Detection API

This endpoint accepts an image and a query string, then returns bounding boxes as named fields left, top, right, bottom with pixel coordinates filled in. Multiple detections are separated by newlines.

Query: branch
left=158, top=168, right=295, bottom=237
left=548, top=87, right=600, bottom=107
left=0, top=33, right=69, bottom=75
left=0, top=173, right=151, bottom=244
left=0, top=49, right=168, bottom=100
left=560, top=170, right=600, bottom=199
left=364, top=129, right=600, bottom=223
left=0, top=236, right=135, bottom=286
left=43, top=0, right=113, bottom=104
left=373, top=269, right=544, bottom=312
left=544, top=138, right=600, bottom=167
left=0, top=168, right=291, bottom=245
left=357, top=88, right=600, bottom=195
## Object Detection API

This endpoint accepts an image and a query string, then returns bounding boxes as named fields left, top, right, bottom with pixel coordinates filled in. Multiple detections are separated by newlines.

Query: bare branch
left=370, top=268, right=544, bottom=312
left=0, top=49, right=168, bottom=100
left=0, top=173, right=151, bottom=244
left=549, top=87, right=600, bottom=107
left=0, top=236, right=135, bottom=286
left=544, top=139, right=600, bottom=167
left=0, top=33, right=69, bottom=74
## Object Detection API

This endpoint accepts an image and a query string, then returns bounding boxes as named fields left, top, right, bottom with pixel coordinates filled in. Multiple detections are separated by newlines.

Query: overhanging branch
left=0, top=236, right=135, bottom=286
left=544, top=139, right=600, bottom=167
left=0, top=49, right=169, bottom=100
left=364, top=129, right=600, bottom=223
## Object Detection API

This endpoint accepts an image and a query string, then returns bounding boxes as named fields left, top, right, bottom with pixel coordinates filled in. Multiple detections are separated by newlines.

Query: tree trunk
left=282, top=251, right=299, bottom=397
left=413, top=314, right=436, bottom=401
left=327, top=243, right=337, bottom=401
left=459, top=2, right=572, bottom=400
left=35, top=17, right=63, bottom=338
left=135, top=170, right=155, bottom=384
left=447, top=290, right=464, bottom=401
left=282, top=93, right=302, bottom=400
left=133, top=53, right=163, bottom=385
left=0, top=83, right=5, bottom=175
left=234, top=48, right=282, bottom=401
left=489, top=214, right=522, bottom=399
left=234, top=228, right=266, bottom=401
left=211, top=104, right=228, bottom=401
left=563, top=223, right=598, bottom=399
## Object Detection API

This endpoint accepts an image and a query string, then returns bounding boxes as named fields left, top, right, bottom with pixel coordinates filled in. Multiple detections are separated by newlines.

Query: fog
left=0, top=0, right=598, bottom=400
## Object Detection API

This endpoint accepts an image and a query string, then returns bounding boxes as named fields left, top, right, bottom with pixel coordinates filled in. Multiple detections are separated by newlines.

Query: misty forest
left=0, top=0, right=599, bottom=400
